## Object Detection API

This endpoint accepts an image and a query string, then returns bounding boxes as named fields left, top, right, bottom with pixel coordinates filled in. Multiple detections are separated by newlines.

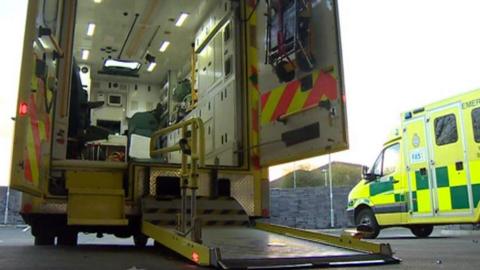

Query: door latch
left=455, top=161, right=464, bottom=171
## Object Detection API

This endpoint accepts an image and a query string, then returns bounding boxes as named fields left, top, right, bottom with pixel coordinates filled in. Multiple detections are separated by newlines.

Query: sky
left=2, top=0, right=480, bottom=186
left=0, top=0, right=28, bottom=187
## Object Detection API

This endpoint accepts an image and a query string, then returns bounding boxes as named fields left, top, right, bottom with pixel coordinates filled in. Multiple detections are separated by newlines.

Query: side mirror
left=362, top=166, right=369, bottom=177
left=362, top=166, right=376, bottom=182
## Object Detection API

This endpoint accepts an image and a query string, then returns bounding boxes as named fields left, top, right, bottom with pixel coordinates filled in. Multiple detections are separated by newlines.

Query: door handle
left=455, top=161, right=464, bottom=171
left=392, top=179, right=400, bottom=184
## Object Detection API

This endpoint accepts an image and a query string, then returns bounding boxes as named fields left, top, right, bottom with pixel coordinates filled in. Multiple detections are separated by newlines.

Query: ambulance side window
left=383, top=144, right=400, bottom=175
left=371, top=154, right=383, bottom=177
left=434, top=114, right=458, bottom=146
left=472, top=108, right=480, bottom=143
left=369, top=143, right=400, bottom=179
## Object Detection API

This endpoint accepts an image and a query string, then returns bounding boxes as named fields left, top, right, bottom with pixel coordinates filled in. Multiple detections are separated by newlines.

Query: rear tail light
left=19, top=102, right=28, bottom=116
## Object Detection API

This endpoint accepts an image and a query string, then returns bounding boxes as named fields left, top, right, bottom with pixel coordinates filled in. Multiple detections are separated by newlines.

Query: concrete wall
left=0, top=187, right=23, bottom=224
left=269, top=186, right=354, bottom=229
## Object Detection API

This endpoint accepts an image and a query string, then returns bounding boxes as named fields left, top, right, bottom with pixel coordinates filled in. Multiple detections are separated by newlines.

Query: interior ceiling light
left=159, top=41, right=170, bottom=52
left=38, top=38, right=50, bottom=49
left=87, top=23, right=96, bottom=36
left=175, top=12, right=189, bottom=27
left=81, top=49, right=90, bottom=60
left=104, top=59, right=141, bottom=70
left=147, top=62, right=157, bottom=72
left=145, top=53, right=157, bottom=72
left=94, top=0, right=102, bottom=3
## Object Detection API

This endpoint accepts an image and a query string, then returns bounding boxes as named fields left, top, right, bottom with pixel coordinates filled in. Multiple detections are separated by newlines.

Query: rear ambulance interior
left=63, top=0, right=242, bottom=168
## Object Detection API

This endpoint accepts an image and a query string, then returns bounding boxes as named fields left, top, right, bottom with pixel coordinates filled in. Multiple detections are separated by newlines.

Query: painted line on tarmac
left=441, top=230, right=480, bottom=236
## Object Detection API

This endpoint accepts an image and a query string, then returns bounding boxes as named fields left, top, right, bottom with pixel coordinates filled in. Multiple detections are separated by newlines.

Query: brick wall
left=0, top=187, right=23, bottom=224
left=269, top=186, right=354, bottom=229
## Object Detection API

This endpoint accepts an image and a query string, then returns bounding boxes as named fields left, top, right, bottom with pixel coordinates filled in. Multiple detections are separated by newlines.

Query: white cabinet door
left=198, top=97, right=214, bottom=122
left=213, top=80, right=237, bottom=166
left=204, top=119, right=214, bottom=156
left=213, top=33, right=223, bottom=84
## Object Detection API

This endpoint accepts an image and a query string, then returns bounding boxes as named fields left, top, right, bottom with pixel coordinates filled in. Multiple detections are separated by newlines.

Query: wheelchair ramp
left=203, top=226, right=398, bottom=269
left=141, top=197, right=400, bottom=269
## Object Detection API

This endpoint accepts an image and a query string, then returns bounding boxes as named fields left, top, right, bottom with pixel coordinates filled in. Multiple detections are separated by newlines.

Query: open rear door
left=251, top=0, right=347, bottom=166
left=10, top=1, right=45, bottom=196
left=10, top=0, right=71, bottom=196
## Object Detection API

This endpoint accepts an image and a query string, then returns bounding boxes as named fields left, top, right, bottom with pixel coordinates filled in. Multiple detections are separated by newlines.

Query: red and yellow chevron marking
left=246, top=0, right=267, bottom=217
left=247, top=1, right=261, bottom=170
left=260, top=70, right=338, bottom=125
left=23, top=55, right=52, bottom=184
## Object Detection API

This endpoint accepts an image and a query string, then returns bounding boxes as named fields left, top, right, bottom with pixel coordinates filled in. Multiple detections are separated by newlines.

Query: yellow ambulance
left=347, top=89, right=480, bottom=238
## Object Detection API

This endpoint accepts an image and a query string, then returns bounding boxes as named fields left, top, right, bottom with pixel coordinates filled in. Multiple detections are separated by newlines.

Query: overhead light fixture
left=94, top=0, right=102, bottom=3
left=38, top=38, right=50, bottom=49
left=81, top=49, right=90, bottom=60
left=145, top=53, right=157, bottom=72
left=104, top=59, right=141, bottom=70
left=147, top=62, right=157, bottom=72
left=175, top=12, right=189, bottom=27
left=159, top=41, right=170, bottom=52
left=86, top=23, right=96, bottom=36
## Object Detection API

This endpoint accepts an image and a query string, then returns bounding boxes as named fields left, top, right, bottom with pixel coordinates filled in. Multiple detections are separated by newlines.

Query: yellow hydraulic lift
left=141, top=119, right=399, bottom=269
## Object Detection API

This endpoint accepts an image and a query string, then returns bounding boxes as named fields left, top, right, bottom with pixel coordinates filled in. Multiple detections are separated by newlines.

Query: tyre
left=34, top=233, right=55, bottom=246
left=57, top=231, right=78, bottom=246
left=355, top=208, right=380, bottom=239
left=133, top=234, right=148, bottom=247
left=410, top=225, right=433, bottom=238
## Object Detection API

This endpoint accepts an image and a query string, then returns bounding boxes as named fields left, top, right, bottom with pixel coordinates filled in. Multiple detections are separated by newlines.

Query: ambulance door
left=467, top=106, right=480, bottom=210
left=368, top=143, right=404, bottom=223
left=253, top=0, right=348, bottom=166
left=403, top=116, right=434, bottom=217
left=427, top=103, right=473, bottom=216
left=10, top=1, right=47, bottom=196
left=10, top=0, right=75, bottom=196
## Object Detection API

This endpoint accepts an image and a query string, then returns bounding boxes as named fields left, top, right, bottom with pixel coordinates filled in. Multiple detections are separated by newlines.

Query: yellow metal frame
left=150, top=118, right=205, bottom=166
left=142, top=221, right=213, bottom=266
left=255, top=222, right=393, bottom=256
left=149, top=118, right=206, bottom=236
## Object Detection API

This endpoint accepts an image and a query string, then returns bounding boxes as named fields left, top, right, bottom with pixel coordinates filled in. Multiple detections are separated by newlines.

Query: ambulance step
left=141, top=196, right=250, bottom=226
left=67, top=188, right=127, bottom=225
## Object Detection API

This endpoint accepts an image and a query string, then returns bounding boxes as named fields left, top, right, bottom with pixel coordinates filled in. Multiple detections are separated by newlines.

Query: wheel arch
left=354, top=203, right=373, bottom=222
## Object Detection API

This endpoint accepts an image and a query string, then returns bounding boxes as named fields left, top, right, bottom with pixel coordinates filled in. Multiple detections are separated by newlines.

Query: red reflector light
left=192, top=252, right=200, bottom=263
left=19, top=102, right=28, bottom=116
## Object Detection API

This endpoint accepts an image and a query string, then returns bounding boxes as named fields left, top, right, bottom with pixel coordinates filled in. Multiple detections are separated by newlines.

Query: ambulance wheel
left=410, top=225, right=433, bottom=238
left=133, top=234, right=148, bottom=247
left=34, top=233, right=55, bottom=246
left=355, top=208, right=380, bottom=239
left=57, top=230, right=78, bottom=246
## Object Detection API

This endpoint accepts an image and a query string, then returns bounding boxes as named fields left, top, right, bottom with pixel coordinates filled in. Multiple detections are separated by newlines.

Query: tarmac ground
left=0, top=225, right=479, bottom=270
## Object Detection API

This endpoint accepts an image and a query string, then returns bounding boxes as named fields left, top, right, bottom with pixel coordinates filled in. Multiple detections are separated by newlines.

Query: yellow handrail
left=149, top=117, right=205, bottom=240
left=149, top=118, right=205, bottom=167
